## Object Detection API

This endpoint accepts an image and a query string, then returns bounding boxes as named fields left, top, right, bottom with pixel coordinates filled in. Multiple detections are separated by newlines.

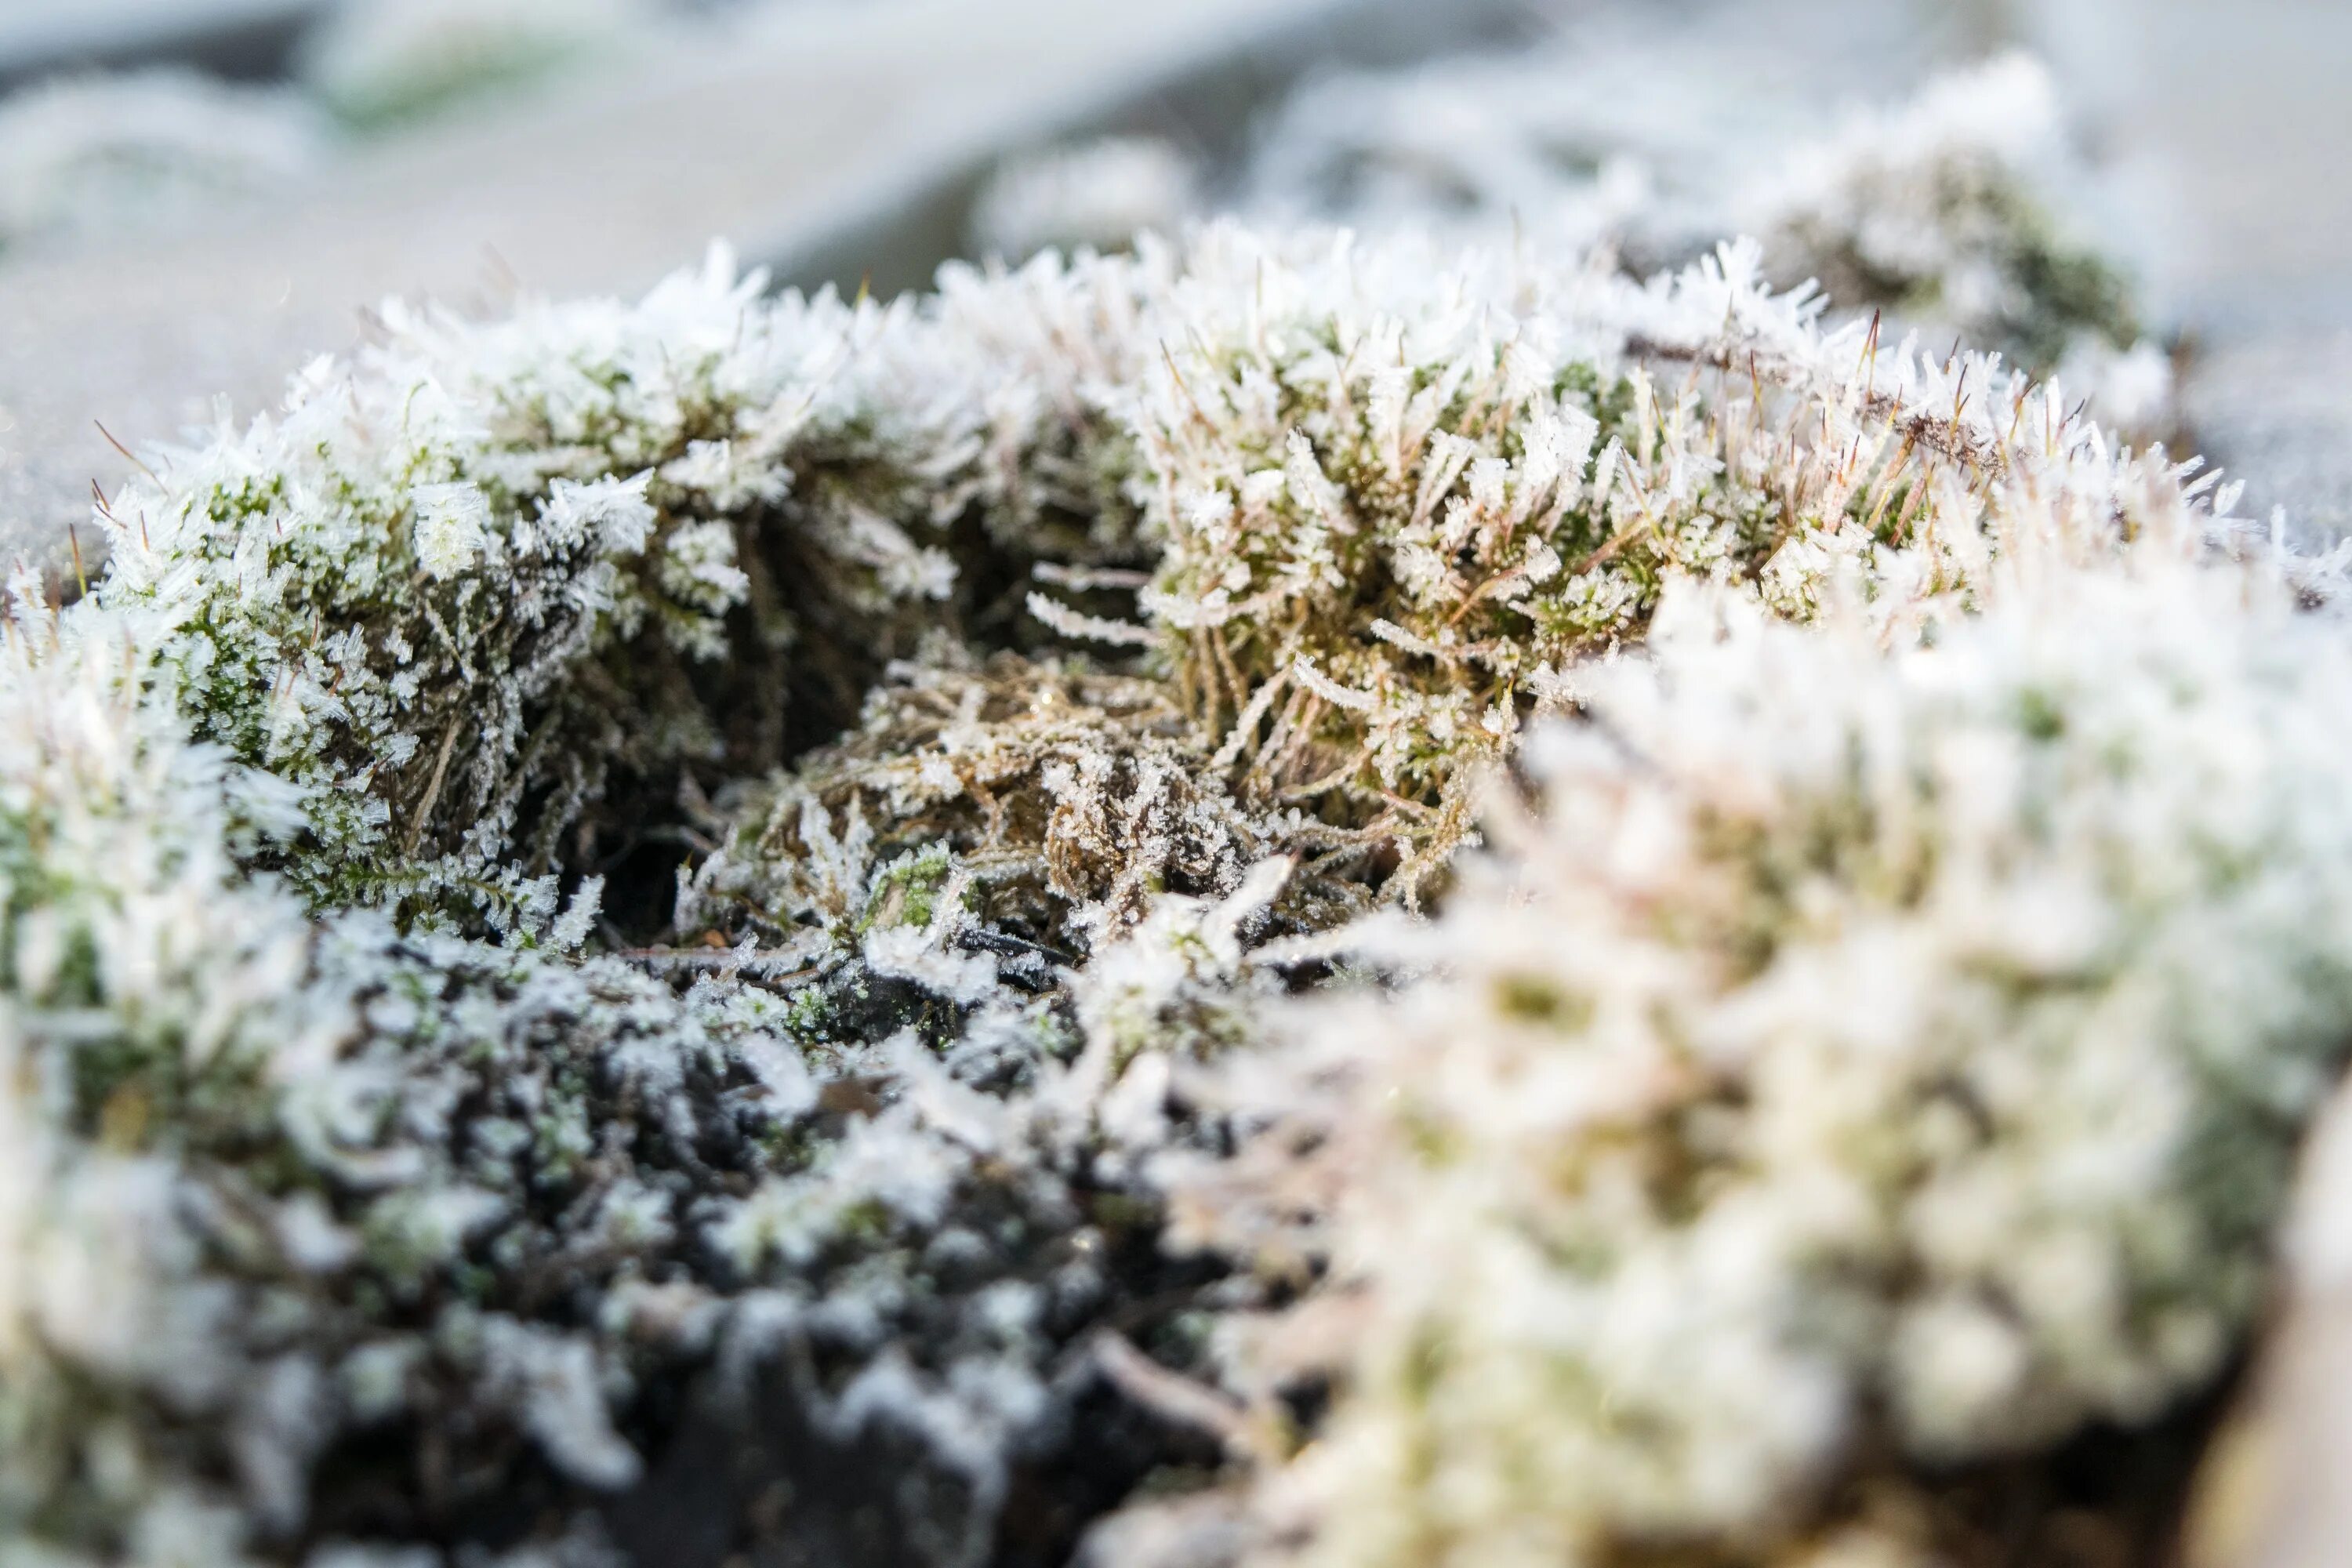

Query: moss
left=0, top=206, right=2303, bottom=1568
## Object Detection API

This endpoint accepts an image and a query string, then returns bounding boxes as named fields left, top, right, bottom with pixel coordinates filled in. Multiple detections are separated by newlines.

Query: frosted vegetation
left=1160, top=560, right=2352, bottom=1568
left=4, top=41, right=2349, bottom=1568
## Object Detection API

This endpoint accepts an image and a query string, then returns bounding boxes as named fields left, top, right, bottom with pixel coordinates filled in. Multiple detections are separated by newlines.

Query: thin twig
left=403, top=714, right=465, bottom=858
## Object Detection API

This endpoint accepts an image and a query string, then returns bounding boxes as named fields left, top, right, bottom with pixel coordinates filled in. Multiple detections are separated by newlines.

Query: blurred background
left=0, top=0, right=2345, bottom=571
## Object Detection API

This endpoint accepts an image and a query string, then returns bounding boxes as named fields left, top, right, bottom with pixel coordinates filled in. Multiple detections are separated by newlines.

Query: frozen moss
left=99, top=224, right=2209, bottom=924
left=93, top=249, right=975, bottom=929
left=0, top=593, right=1238, bottom=1568
left=1752, top=55, right=2142, bottom=376
left=1029, top=227, right=2228, bottom=896
left=0, top=195, right=2332, bottom=1568
left=1243, top=49, right=2152, bottom=395
left=1156, top=554, right=2352, bottom=1568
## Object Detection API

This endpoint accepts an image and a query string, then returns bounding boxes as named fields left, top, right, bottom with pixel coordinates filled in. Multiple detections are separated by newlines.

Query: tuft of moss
left=1163, top=557, right=2352, bottom=1568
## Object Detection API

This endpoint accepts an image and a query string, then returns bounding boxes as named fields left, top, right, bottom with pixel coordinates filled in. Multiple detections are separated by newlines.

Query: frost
left=409, top=481, right=492, bottom=579
left=547, top=874, right=605, bottom=953
left=685, top=654, right=1367, bottom=960
left=476, top=1316, right=642, bottom=1490
left=91, top=242, right=985, bottom=927
left=1021, top=225, right=2220, bottom=896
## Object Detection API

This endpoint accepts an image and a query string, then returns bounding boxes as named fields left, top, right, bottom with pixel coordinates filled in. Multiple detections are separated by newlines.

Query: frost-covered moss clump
left=1025, top=227, right=2213, bottom=892
left=0, top=590, right=1251, bottom=1567
left=1750, top=54, right=2141, bottom=377
left=0, top=195, right=2337, bottom=1568
left=100, top=223, right=2219, bottom=927
left=92, top=248, right=981, bottom=927
left=1154, top=556, right=2352, bottom=1568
